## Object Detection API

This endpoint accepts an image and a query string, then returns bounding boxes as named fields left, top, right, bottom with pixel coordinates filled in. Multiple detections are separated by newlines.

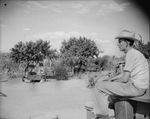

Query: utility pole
left=23, top=28, right=30, bottom=41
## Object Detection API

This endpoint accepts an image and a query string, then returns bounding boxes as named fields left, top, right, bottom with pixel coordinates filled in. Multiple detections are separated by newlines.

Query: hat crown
left=115, top=30, right=139, bottom=42
left=119, top=30, right=135, bottom=38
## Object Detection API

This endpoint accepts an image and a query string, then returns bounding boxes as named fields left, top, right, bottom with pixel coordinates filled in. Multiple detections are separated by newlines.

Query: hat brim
left=115, top=36, right=139, bottom=42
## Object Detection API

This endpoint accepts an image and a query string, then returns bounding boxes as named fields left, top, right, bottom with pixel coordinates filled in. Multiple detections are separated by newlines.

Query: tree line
left=0, top=36, right=149, bottom=79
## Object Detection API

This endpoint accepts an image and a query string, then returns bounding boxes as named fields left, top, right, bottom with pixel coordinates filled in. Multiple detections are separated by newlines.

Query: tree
left=97, top=55, right=110, bottom=71
left=60, top=36, right=100, bottom=73
left=145, top=42, right=150, bottom=59
left=0, top=52, right=19, bottom=78
left=10, top=39, right=57, bottom=74
left=0, top=53, right=10, bottom=72
left=134, top=34, right=150, bottom=59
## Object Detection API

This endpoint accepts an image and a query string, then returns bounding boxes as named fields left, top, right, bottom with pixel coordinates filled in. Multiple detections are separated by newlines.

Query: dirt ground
left=0, top=76, right=94, bottom=119
left=0, top=75, right=149, bottom=119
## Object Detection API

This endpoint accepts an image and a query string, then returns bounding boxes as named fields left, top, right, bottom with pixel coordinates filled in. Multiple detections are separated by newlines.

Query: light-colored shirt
left=124, top=48, right=149, bottom=89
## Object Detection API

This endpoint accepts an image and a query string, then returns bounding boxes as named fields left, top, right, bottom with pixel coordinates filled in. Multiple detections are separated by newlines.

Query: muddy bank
left=0, top=77, right=94, bottom=119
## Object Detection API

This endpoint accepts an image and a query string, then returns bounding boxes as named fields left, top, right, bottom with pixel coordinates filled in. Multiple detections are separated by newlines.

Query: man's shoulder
left=126, top=49, right=145, bottom=62
left=126, top=49, right=137, bottom=57
left=130, top=48, right=139, bottom=53
left=129, top=48, right=143, bottom=56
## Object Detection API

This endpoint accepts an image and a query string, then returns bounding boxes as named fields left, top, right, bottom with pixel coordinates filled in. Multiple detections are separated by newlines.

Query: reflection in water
left=0, top=78, right=94, bottom=119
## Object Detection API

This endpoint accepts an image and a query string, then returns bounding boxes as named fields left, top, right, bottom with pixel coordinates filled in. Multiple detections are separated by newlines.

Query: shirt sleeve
left=124, top=51, right=135, bottom=72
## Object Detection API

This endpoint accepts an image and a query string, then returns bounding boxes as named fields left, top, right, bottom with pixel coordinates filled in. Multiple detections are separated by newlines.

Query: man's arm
left=102, top=73, right=123, bottom=82
left=104, top=70, right=130, bottom=83
left=114, top=71, right=130, bottom=83
left=108, top=73, right=123, bottom=82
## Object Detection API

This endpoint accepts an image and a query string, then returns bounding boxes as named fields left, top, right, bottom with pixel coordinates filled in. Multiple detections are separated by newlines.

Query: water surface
left=0, top=77, right=94, bottom=119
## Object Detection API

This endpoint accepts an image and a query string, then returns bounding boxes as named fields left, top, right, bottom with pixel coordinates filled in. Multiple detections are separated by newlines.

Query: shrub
left=53, top=59, right=68, bottom=80
left=0, top=52, right=22, bottom=78
left=54, top=65, right=68, bottom=80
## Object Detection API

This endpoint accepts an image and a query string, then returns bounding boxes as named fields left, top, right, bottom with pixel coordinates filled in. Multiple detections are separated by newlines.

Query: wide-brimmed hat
left=115, top=30, right=139, bottom=42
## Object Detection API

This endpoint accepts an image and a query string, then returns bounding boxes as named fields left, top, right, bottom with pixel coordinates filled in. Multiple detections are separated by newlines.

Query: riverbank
left=0, top=77, right=94, bottom=119
left=0, top=75, right=148, bottom=119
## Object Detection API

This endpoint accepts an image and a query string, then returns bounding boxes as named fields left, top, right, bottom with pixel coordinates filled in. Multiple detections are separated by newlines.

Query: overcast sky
left=0, top=0, right=149, bottom=57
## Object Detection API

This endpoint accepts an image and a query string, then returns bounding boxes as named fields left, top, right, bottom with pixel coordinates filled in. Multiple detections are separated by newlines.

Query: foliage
left=94, top=55, right=121, bottom=72
left=95, top=55, right=109, bottom=71
left=53, top=58, right=68, bottom=80
left=86, top=57, right=98, bottom=72
left=134, top=35, right=150, bottom=59
left=0, top=52, right=20, bottom=78
left=11, top=40, right=50, bottom=64
left=145, top=42, right=150, bottom=59
left=60, top=36, right=101, bottom=72
left=48, top=49, right=59, bottom=60
left=10, top=39, right=58, bottom=75
left=0, top=52, right=10, bottom=72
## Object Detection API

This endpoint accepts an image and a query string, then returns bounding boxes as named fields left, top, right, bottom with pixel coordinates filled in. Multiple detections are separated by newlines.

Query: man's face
left=117, top=39, right=127, bottom=51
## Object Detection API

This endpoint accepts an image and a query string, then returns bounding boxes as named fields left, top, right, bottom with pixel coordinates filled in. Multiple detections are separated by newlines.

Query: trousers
left=93, top=80, right=146, bottom=115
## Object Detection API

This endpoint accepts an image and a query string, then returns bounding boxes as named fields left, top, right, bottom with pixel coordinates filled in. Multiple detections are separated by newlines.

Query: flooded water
left=0, top=77, right=94, bottom=119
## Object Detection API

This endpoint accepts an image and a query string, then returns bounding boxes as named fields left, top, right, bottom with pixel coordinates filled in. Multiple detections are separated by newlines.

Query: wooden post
left=115, top=100, right=135, bottom=119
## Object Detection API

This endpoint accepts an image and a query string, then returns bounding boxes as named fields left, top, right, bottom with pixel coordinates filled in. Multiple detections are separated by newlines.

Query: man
left=85, top=30, right=149, bottom=119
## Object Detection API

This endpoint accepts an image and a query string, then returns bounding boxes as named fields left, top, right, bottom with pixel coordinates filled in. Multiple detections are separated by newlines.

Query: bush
left=53, top=59, right=68, bottom=80
left=0, top=52, right=22, bottom=78
left=54, top=65, right=68, bottom=80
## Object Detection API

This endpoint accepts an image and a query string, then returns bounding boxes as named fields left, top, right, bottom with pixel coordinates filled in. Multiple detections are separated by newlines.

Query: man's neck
left=124, top=47, right=133, bottom=54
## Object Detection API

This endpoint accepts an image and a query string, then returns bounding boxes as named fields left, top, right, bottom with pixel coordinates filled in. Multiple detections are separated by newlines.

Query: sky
left=0, top=0, right=149, bottom=57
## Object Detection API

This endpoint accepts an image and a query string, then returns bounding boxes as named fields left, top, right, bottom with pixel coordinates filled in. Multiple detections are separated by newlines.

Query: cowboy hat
left=115, top=30, right=139, bottom=42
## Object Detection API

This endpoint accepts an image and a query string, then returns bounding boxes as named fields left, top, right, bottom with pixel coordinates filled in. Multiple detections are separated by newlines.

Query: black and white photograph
left=0, top=0, right=149, bottom=119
